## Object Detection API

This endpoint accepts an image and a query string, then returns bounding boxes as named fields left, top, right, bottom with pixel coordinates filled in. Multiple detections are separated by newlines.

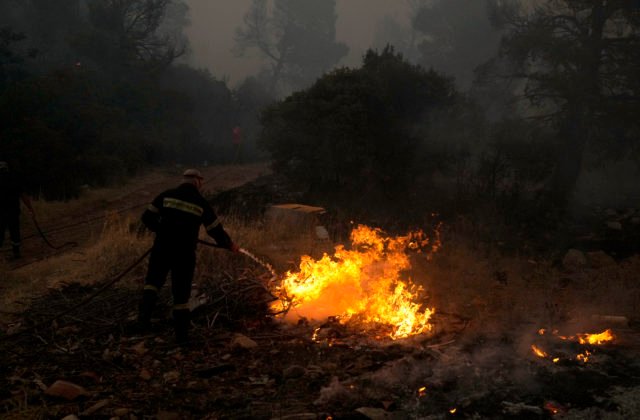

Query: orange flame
left=532, top=328, right=616, bottom=364
left=543, top=328, right=615, bottom=344
left=531, top=344, right=548, bottom=358
left=576, top=350, right=591, bottom=363
left=271, top=225, right=436, bottom=339
left=577, top=329, right=614, bottom=345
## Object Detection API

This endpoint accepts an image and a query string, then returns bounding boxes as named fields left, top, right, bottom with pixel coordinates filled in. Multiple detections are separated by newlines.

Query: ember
left=576, top=350, right=591, bottom=363
left=544, top=401, right=566, bottom=416
left=546, top=328, right=615, bottom=345
left=531, top=328, right=616, bottom=363
left=270, top=225, right=437, bottom=339
left=531, top=344, right=548, bottom=358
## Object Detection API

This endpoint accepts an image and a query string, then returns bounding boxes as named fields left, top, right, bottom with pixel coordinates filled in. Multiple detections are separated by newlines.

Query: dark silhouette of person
left=0, top=161, right=34, bottom=260
left=137, top=168, right=239, bottom=345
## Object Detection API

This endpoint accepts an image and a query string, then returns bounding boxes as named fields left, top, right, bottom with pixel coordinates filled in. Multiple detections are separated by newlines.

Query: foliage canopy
left=260, top=47, right=456, bottom=203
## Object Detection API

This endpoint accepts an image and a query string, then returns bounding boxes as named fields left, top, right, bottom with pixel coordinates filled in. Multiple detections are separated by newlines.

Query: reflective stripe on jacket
left=141, top=183, right=232, bottom=250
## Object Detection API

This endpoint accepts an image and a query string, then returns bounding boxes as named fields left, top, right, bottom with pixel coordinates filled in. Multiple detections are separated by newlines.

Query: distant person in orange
left=232, top=126, right=242, bottom=145
left=0, top=161, right=34, bottom=260
left=232, top=125, right=243, bottom=163
left=137, top=168, right=239, bottom=345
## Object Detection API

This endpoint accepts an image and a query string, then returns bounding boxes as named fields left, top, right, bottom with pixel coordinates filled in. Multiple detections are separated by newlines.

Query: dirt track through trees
left=7, top=163, right=270, bottom=270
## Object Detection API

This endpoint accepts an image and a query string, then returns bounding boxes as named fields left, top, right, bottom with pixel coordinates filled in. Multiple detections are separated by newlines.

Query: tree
left=260, top=47, right=456, bottom=203
left=235, top=0, right=348, bottom=95
left=496, top=0, right=640, bottom=205
left=412, top=0, right=503, bottom=89
left=77, top=0, right=187, bottom=72
left=372, top=0, right=432, bottom=64
left=232, top=76, right=275, bottom=161
left=160, top=65, right=238, bottom=163
left=23, top=0, right=84, bottom=66
left=0, top=27, right=33, bottom=92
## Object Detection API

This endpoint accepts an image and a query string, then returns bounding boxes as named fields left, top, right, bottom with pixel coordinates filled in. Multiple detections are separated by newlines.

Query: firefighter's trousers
left=140, top=243, right=196, bottom=343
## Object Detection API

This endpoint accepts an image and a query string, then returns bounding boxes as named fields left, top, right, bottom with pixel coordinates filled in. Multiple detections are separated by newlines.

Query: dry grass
left=3, top=201, right=639, bottom=341
left=0, top=213, right=152, bottom=316
left=0, top=208, right=330, bottom=321
left=422, top=224, right=640, bottom=340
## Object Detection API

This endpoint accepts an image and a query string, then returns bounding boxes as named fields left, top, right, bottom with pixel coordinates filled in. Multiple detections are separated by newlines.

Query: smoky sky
left=184, top=0, right=410, bottom=85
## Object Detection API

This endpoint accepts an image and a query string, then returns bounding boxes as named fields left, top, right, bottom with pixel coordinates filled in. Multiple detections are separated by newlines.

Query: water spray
left=238, top=247, right=278, bottom=282
left=197, top=239, right=279, bottom=282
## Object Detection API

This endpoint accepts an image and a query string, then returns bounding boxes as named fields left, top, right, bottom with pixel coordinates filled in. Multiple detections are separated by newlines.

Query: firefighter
left=137, top=168, right=239, bottom=345
left=0, top=161, right=34, bottom=260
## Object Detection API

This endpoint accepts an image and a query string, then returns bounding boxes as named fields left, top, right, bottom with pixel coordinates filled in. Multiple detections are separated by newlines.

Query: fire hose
left=0, top=246, right=153, bottom=342
left=31, top=214, right=78, bottom=250
left=2, top=241, right=278, bottom=341
left=199, top=239, right=278, bottom=282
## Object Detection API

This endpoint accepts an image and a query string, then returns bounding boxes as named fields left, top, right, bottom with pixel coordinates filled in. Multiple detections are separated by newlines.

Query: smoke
left=308, top=236, right=640, bottom=416
left=183, top=0, right=411, bottom=85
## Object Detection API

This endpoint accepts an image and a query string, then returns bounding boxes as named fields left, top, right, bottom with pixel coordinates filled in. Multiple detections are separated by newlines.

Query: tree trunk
left=548, top=2, right=607, bottom=208
left=548, top=105, right=588, bottom=207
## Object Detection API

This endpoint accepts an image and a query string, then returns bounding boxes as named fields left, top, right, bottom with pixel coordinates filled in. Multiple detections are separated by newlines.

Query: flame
left=531, top=344, right=548, bottom=358
left=418, top=386, right=427, bottom=397
left=576, top=350, right=591, bottom=363
left=577, top=329, right=614, bottom=345
left=271, top=225, right=436, bottom=339
left=311, top=327, right=321, bottom=342
left=543, top=328, right=614, bottom=344
left=531, top=328, right=616, bottom=364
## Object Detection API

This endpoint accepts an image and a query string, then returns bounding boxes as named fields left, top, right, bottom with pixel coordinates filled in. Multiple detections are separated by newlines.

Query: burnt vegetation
left=2, top=0, right=640, bottom=419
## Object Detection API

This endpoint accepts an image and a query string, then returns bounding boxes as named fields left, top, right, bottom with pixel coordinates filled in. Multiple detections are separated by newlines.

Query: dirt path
left=7, top=163, right=270, bottom=270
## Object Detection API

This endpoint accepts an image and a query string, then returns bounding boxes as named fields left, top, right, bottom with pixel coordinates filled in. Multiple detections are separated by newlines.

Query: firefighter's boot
left=137, top=288, right=158, bottom=332
left=173, top=308, right=191, bottom=346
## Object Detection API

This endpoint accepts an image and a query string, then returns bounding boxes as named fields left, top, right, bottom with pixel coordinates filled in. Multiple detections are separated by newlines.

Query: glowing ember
left=576, top=350, right=591, bottom=363
left=531, top=344, right=548, bottom=358
left=543, top=328, right=615, bottom=344
left=418, top=386, right=427, bottom=397
left=577, top=329, right=614, bottom=345
left=271, top=225, right=437, bottom=339
left=531, top=328, right=616, bottom=364
left=544, top=401, right=566, bottom=415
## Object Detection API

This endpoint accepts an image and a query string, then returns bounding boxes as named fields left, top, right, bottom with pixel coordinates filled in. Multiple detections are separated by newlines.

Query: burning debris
left=2, top=193, right=640, bottom=419
left=270, top=224, right=440, bottom=340
left=531, top=328, right=616, bottom=364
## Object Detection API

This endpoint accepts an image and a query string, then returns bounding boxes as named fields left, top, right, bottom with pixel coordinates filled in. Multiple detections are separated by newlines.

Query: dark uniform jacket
left=142, top=183, right=232, bottom=251
left=0, top=172, right=22, bottom=215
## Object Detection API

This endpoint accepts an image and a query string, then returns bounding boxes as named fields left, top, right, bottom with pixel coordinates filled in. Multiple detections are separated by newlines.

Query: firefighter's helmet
left=182, top=168, right=203, bottom=180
